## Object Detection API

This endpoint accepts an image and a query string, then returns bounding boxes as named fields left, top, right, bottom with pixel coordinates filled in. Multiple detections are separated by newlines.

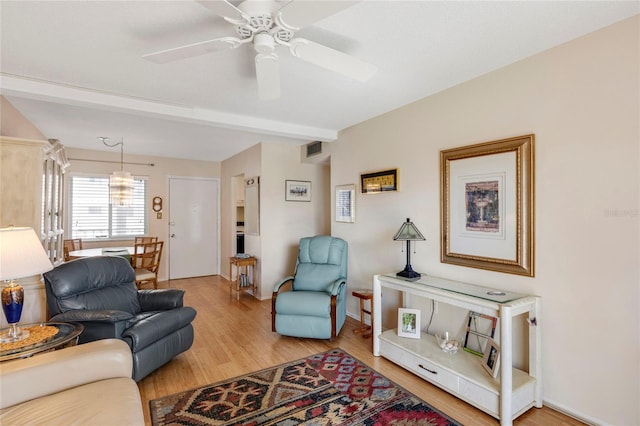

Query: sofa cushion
left=0, top=378, right=143, bottom=426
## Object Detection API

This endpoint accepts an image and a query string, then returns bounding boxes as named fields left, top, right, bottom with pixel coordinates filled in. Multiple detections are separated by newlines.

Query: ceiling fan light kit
left=143, top=0, right=377, bottom=100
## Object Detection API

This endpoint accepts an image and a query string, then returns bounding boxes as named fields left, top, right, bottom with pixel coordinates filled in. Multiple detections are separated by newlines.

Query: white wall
left=331, top=16, right=639, bottom=425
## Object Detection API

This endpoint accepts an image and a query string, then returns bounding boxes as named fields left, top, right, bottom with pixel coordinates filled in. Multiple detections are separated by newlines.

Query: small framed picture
left=463, top=311, right=498, bottom=357
left=285, top=180, right=311, bottom=202
left=335, top=184, right=355, bottom=223
left=397, top=308, right=421, bottom=339
left=360, top=168, right=398, bottom=194
left=482, top=338, right=501, bottom=378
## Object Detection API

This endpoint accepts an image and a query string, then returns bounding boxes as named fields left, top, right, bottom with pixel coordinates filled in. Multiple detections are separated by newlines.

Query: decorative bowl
left=436, top=332, right=461, bottom=354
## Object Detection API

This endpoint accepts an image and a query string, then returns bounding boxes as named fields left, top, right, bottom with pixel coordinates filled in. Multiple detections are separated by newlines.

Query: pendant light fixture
left=99, top=137, right=134, bottom=206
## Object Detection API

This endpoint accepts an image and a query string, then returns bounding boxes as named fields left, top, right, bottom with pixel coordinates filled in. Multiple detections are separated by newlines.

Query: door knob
left=170, top=234, right=176, bottom=238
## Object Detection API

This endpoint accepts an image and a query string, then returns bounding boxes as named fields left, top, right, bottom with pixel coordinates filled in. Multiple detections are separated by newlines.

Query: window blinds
left=70, top=175, right=146, bottom=239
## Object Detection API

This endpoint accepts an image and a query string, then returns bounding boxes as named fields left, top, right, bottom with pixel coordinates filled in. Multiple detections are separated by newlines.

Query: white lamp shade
left=0, top=227, right=53, bottom=281
left=110, top=171, right=134, bottom=206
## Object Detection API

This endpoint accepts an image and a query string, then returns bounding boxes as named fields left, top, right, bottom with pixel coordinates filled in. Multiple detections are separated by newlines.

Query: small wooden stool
left=352, top=290, right=373, bottom=338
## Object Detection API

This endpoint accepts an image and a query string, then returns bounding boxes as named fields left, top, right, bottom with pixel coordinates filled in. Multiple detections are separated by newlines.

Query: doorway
left=168, top=177, right=219, bottom=279
left=232, top=174, right=245, bottom=255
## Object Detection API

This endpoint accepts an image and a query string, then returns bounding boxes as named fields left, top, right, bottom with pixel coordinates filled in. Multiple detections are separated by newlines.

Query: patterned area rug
left=150, top=348, right=462, bottom=425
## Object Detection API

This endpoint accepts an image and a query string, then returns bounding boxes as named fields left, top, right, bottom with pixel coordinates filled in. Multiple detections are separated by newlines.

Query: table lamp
left=393, top=218, right=425, bottom=279
left=0, top=227, right=53, bottom=342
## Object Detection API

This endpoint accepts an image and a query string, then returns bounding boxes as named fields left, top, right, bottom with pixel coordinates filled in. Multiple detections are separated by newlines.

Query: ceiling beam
left=0, top=74, right=338, bottom=142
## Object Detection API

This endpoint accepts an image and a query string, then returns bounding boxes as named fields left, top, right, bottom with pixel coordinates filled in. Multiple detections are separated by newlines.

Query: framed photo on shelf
left=440, top=134, right=535, bottom=276
left=285, top=180, right=311, bottom=202
left=360, top=168, right=398, bottom=194
left=463, top=311, right=498, bottom=357
left=482, top=338, right=501, bottom=378
left=397, top=308, right=420, bottom=339
left=335, top=184, right=355, bottom=223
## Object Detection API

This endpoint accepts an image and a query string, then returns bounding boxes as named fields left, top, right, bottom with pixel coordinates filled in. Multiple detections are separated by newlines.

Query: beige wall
left=220, top=143, right=262, bottom=288
left=64, top=147, right=220, bottom=281
left=2, top=15, right=638, bottom=424
left=220, top=142, right=330, bottom=299
left=331, top=16, right=639, bottom=425
left=259, top=143, right=330, bottom=297
left=0, top=97, right=46, bottom=140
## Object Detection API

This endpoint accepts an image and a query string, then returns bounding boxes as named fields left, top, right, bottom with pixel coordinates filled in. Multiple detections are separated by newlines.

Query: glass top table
left=0, top=322, right=84, bottom=362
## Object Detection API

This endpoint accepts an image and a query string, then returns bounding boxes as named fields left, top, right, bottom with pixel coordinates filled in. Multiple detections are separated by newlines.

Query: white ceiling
left=1, top=1, right=638, bottom=161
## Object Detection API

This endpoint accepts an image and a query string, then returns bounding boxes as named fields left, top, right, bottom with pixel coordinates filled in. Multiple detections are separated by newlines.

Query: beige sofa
left=0, top=339, right=144, bottom=425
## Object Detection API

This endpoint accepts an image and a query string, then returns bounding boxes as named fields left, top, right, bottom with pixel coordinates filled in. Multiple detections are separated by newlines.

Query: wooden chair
left=63, top=238, right=83, bottom=262
left=131, top=241, right=163, bottom=289
left=134, top=236, right=158, bottom=245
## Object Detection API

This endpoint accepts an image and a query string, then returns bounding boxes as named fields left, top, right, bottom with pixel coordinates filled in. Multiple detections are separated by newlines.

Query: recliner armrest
left=138, top=289, right=185, bottom=311
left=329, top=278, right=347, bottom=296
left=51, top=309, right=133, bottom=323
left=122, top=307, right=196, bottom=349
left=0, top=339, right=133, bottom=409
left=273, top=276, right=294, bottom=294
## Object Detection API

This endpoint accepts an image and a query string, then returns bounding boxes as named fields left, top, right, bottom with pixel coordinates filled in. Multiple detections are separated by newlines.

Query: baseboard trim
left=542, top=398, right=602, bottom=426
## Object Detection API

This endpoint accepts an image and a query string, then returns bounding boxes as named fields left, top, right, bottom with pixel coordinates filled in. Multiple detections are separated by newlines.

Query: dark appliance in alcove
left=236, top=221, right=245, bottom=254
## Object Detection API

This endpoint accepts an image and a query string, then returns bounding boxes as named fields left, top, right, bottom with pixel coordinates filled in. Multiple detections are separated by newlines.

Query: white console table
left=373, top=273, right=542, bottom=425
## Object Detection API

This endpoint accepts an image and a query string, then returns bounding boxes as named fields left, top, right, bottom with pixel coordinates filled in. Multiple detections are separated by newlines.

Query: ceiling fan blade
left=196, top=0, right=247, bottom=23
left=275, top=1, right=359, bottom=31
left=274, top=0, right=361, bottom=31
left=289, top=38, right=377, bottom=82
left=255, top=53, right=280, bottom=100
left=143, top=37, right=245, bottom=64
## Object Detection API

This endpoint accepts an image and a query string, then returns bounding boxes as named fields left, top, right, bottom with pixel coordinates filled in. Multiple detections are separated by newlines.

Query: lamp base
left=0, top=324, right=29, bottom=343
left=396, top=265, right=421, bottom=280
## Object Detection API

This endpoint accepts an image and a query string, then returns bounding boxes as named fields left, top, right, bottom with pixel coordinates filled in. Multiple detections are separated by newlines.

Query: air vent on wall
left=306, top=141, right=322, bottom=158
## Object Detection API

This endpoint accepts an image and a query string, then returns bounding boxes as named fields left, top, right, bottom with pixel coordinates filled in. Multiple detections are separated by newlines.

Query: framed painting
left=360, top=169, right=398, bottom=194
left=335, top=184, right=355, bottom=223
left=285, top=180, right=311, bottom=202
left=440, top=134, right=534, bottom=276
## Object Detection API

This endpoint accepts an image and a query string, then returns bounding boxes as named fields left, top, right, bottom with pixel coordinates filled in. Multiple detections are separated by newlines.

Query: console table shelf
left=373, top=274, right=542, bottom=425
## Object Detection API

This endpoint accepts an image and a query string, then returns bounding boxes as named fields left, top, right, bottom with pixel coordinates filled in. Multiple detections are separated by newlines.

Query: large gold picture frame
left=440, top=135, right=535, bottom=276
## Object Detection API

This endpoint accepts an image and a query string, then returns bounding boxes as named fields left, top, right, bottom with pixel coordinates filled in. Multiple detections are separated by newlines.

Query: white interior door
left=168, top=177, right=219, bottom=279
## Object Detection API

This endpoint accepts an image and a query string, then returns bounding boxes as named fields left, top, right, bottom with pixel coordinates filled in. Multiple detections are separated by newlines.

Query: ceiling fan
left=142, top=0, right=377, bottom=100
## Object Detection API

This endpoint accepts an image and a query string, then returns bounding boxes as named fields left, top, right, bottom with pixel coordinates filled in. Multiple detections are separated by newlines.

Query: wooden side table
left=229, top=256, right=257, bottom=300
left=352, top=289, right=373, bottom=338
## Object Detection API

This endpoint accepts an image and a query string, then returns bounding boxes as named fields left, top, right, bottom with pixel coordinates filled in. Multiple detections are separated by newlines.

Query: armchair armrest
left=0, top=339, right=133, bottom=409
left=138, top=289, right=185, bottom=311
left=329, top=278, right=347, bottom=296
left=50, top=310, right=133, bottom=323
left=50, top=311, right=133, bottom=343
left=273, top=276, right=294, bottom=294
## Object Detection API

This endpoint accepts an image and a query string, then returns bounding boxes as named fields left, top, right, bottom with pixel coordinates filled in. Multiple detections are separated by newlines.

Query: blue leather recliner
left=272, top=236, right=348, bottom=340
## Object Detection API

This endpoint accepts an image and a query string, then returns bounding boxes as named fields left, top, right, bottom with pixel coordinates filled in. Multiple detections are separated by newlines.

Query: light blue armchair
left=272, top=236, right=348, bottom=340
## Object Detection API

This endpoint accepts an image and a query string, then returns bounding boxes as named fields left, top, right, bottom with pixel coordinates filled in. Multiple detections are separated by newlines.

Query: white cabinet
left=373, top=273, right=542, bottom=425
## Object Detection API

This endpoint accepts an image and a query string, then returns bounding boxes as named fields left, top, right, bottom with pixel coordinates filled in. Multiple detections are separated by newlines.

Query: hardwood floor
left=138, top=275, right=585, bottom=426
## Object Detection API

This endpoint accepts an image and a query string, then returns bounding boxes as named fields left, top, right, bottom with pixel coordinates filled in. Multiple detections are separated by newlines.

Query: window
left=69, top=175, right=147, bottom=240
